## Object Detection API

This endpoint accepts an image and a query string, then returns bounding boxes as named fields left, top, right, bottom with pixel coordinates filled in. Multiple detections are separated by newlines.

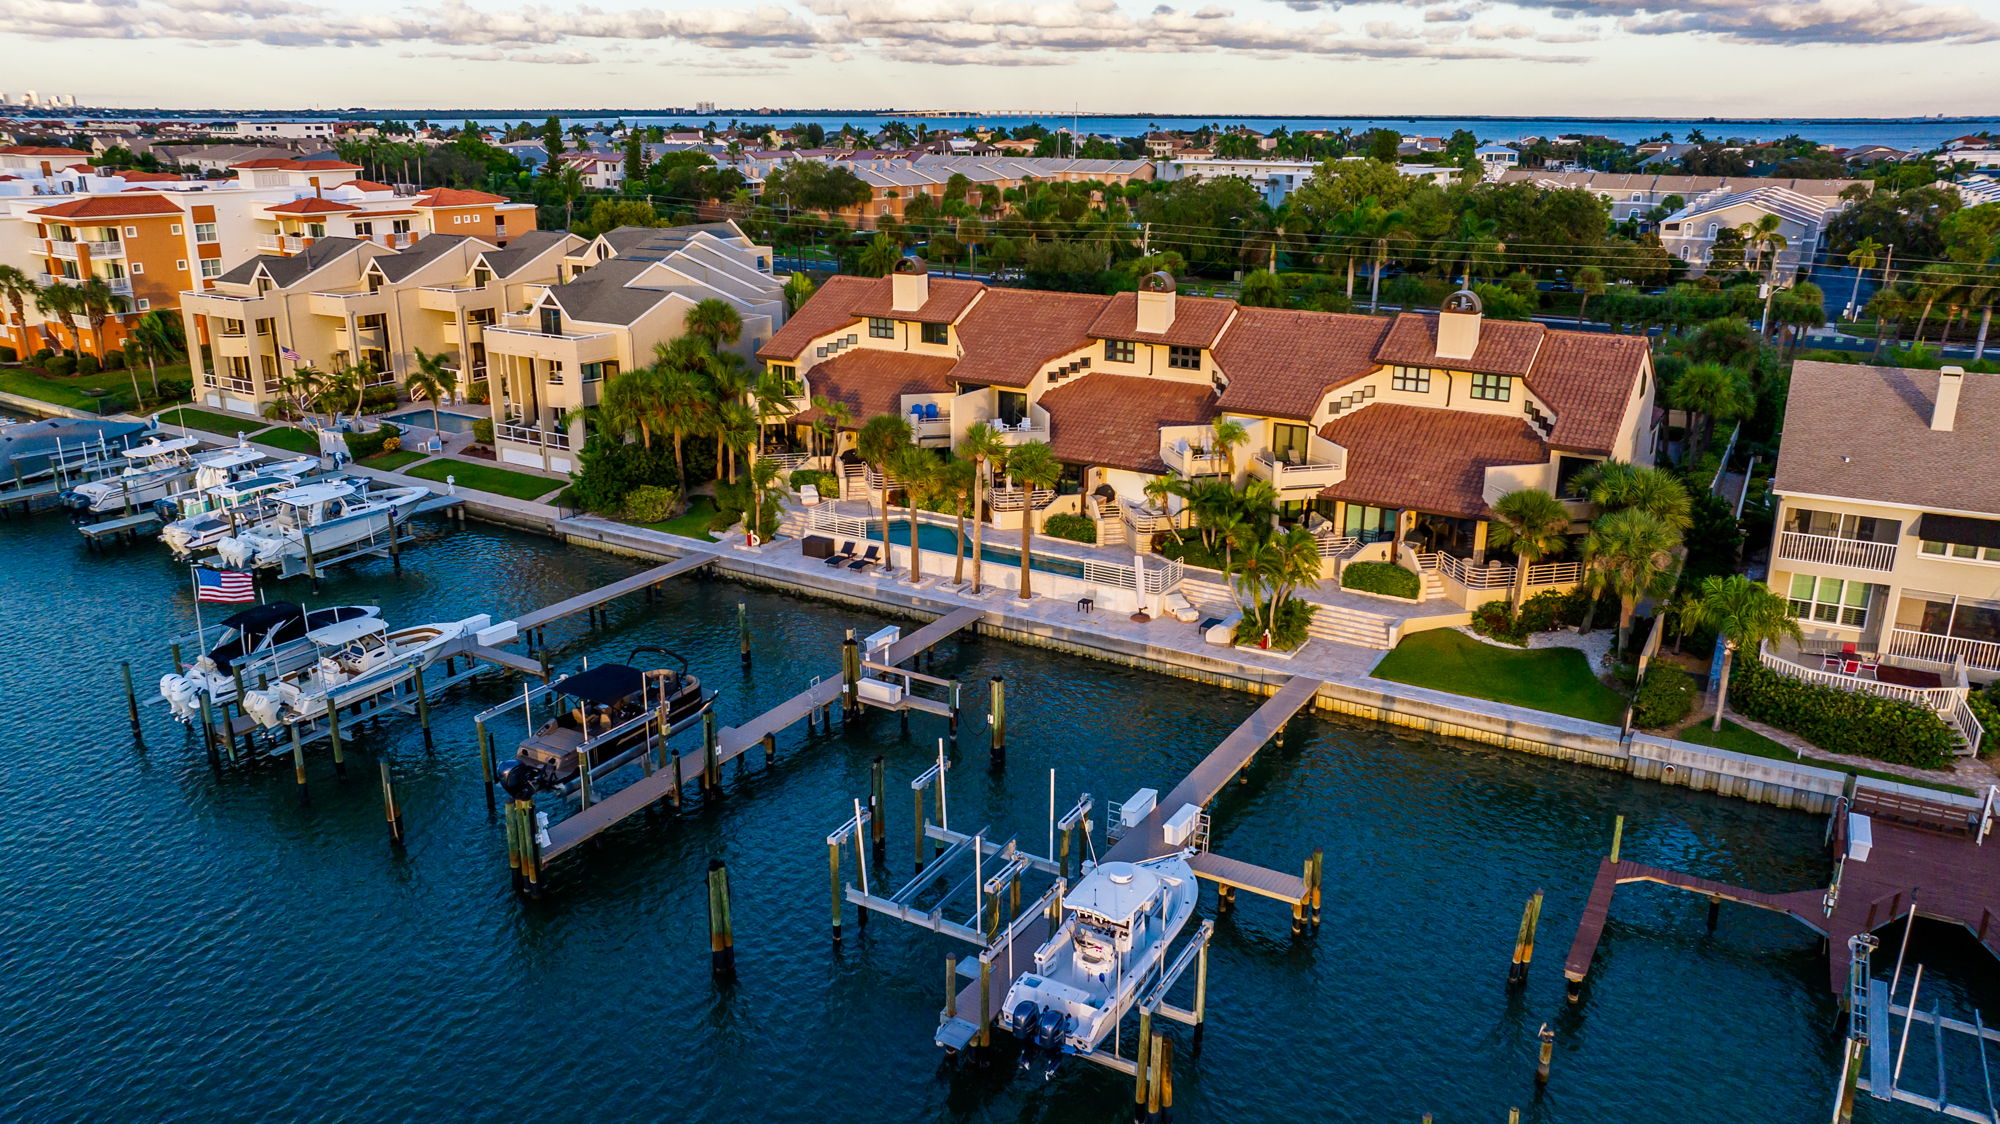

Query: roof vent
left=1137, top=271, right=1176, bottom=334
left=1933, top=365, right=1965, bottom=432
left=1436, top=288, right=1483, bottom=361
left=891, top=255, right=930, bottom=313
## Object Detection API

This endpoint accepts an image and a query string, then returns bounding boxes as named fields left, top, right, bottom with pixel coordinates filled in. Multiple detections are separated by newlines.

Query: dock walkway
left=510, top=550, right=716, bottom=633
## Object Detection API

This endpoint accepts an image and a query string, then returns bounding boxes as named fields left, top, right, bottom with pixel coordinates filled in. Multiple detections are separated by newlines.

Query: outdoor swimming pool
left=384, top=408, right=484, bottom=435
left=864, top=517, right=1089, bottom=578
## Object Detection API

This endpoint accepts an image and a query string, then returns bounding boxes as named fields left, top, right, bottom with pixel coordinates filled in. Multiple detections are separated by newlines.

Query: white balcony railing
left=992, top=419, right=1048, bottom=444
left=259, top=234, right=305, bottom=253
left=1761, top=640, right=1982, bottom=755
left=485, top=326, right=614, bottom=343
left=1890, top=628, right=2000, bottom=673
left=104, top=277, right=132, bottom=296
left=1777, top=531, right=1898, bottom=572
left=1251, top=448, right=1344, bottom=490
left=1160, top=438, right=1229, bottom=477
left=496, top=422, right=550, bottom=447
left=51, top=239, right=121, bottom=260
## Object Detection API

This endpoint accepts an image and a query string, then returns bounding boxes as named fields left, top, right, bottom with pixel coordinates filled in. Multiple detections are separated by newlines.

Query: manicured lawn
left=1372, top=629, right=1630, bottom=726
left=362, top=449, right=428, bottom=470
left=402, top=458, right=558, bottom=501
left=156, top=406, right=262, bottom=436
left=254, top=427, right=321, bottom=454
left=1680, top=715, right=1974, bottom=796
left=0, top=362, right=192, bottom=413
left=636, top=495, right=722, bottom=542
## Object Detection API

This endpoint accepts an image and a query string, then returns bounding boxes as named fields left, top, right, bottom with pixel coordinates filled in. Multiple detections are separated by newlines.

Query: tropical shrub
left=343, top=423, right=401, bottom=460
left=1632, top=666, right=1698, bottom=728
left=471, top=418, right=494, bottom=446
left=76, top=354, right=100, bottom=377
left=1470, top=599, right=1525, bottom=644
left=1232, top=597, right=1315, bottom=650
left=156, top=376, right=193, bottom=402
left=712, top=477, right=752, bottom=531
left=45, top=355, right=76, bottom=378
left=1043, top=512, right=1096, bottom=543
left=620, top=484, right=681, bottom=523
left=560, top=433, right=678, bottom=514
left=378, top=436, right=402, bottom=454
left=789, top=467, right=840, bottom=498
left=0, top=346, right=15, bottom=363
left=1970, top=685, right=2000, bottom=760
left=1728, top=662, right=1956, bottom=769
left=102, top=351, right=126, bottom=370
left=1343, top=561, right=1420, bottom=599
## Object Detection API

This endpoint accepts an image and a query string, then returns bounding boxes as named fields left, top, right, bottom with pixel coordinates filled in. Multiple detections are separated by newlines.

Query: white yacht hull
left=239, top=616, right=486, bottom=729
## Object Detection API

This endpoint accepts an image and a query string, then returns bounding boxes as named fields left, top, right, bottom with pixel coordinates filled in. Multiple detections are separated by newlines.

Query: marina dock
left=507, top=549, right=718, bottom=638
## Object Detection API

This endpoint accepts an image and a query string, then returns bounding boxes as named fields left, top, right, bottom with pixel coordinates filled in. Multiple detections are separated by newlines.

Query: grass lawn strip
left=635, top=495, right=722, bottom=542
left=362, top=449, right=428, bottom=470
left=1371, top=628, right=1629, bottom=726
left=1679, top=716, right=1974, bottom=796
left=402, top=458, right=558, bottom=502
left=253, top=427, right=321, bottom=454
left=155, top=407, right=264, bottom=437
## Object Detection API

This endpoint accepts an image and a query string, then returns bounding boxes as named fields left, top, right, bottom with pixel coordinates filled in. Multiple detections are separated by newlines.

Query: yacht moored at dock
left=160, top=601, right=380, bottom=719
left=158, top=463, right=323, bottom=558
left=61, top=436, right=205, bottom=515
left=214, top=479, right=430, bottom=571
left=238, top=613, right=489, bottom=729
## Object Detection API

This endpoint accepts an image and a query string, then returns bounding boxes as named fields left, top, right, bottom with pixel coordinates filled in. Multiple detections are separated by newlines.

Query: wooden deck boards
left=949, top=912, right=1051, bottom=1029
left=511, top=551, right=715, bottom=632
left=1186, top=850, right=1306, bottom=903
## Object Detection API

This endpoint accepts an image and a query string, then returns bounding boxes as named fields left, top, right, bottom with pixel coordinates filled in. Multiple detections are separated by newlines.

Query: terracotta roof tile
left=28, top=194, right=184, bottom=220
left=950, top=288, right=1108, bottom=389
left=410, top=188, right=508, bottom=207
left=1041, top=374, right=1221, bottom=473
left=1087, top=291, right=1235, bottom=348
left=802, top=350, right=957, bottom=423
left=1318, top=404, right=1547, bottom=520
left=0, top=145, right=90, bottom=157
left=845, top=276, right=984, bottom=324
left=757, top=275, right=875, bottom=359
left=1375, top=312, right=1544, bottom=377
left=1773, top=362, right=2000, bottom=516
left=117, top=171, right=182, bottom=182
left=342, top=179, right=396, bottom=192
left=1212, top=308, right=1391, bottom=420
left=266, top=196, right=361, bottom=215
left=1526, top=331, right=1651, bottom=455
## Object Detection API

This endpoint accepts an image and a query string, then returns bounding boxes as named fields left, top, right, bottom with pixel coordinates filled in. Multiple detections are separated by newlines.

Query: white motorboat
left=999, top=852, right=1199, bottom=1077
left=158, top=461, right=321, bottom=558
left=239, top=613, right=489, bottom=729
left=159, top=601, right=380, bottom=719
left=61, top=435, right=204, bottom=513
left=214, top=479, right=430, bottom=570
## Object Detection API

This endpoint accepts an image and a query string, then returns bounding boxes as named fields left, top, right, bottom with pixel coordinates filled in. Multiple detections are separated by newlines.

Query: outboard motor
left=498, top=759, right=557, bottom=801
left=1011, top=1001, right=1041, bottom=1071
left=1034, top=1009, right=1069, bottom=1080
left=152, top=497, right=179, bottom=521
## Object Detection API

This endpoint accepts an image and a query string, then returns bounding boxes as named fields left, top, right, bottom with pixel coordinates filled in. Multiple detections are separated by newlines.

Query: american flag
left=194, top=568, right=256, bottom=603
left=279, top=346, right=304, bottom=363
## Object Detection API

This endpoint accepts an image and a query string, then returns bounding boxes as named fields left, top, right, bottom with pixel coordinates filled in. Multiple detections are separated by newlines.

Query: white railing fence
left=1776, top=531, right=1898, bottom=572
left=1889, top=628, right=2000, bottom=673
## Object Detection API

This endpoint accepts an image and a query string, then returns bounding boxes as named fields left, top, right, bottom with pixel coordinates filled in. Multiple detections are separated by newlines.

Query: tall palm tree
left=403, top=348, right=460, bottom=435
left=598, top=363, right=659, bottom=449
left=960, top=421, right=1007, bottom=595
left=747, top=455, right=789, bottom=543
left=939, top=457, right=976, bottom=587
left=704, top=351, right=754, bottom=483
left=1734, top=215, right=1786, bottom=277
left=76, top=276, right=125, bottom=359
left=1679, top=574, right=1802, bottom=732
left=890, top=444, right=939, bottom=586
left=1670, top=362, right=1753, bottom=458
left=1240, top=525, right=1324, bottom=636
left=129, top=309, right=182, bottom=397
left=1488, top=488, right=1572, bottom=621
left=1361, top=202, right=1409, bottom=313
left=1582, top=508, right=1680, bottom=658
left=807, top=392, right=852, bottom=469
left=1209, top=418, right=1248, bottom=478
left=1143, top=469, right=1186, bottom=544
left=855, top=413, right=913, bottom=573
left=1326, top=201, right=1372, bottom=300
left=749, top=370, right=793, bottom=457
left=684, top=298, right=742, bottom=352
left=552, top=163, right=586, bottom=228
left=0, top=265, right=39, bottom=354
left=1574, top=265, right=1606, bottom=325
left=36, top=281, right=83, bottom=355
left=1004, top=440, right=1061, bottom=600
left=1910, top=263, right=1964, bottom=344
left=1845, top=236, right=1884, bottom=319
left=1451, top=212, right=1503, bottom=288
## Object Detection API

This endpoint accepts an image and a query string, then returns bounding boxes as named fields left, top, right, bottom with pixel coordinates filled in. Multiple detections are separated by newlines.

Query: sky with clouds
left=4, top=0, right=1999, bottom=115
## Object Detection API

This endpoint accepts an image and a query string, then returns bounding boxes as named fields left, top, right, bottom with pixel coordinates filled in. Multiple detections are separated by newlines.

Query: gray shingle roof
left=477, top=230, right=574, bottom=278
left=542, top=258, right=673, bottom=325
left=1774, top=361, right=2000, bottom=516
left=216, top=236, right=365, bottom=287
left=371, top=234, right=480, bottom=282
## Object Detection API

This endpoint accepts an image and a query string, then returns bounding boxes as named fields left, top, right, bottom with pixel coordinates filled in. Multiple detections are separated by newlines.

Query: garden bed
left=1372, top=629, right=1629, bottom=725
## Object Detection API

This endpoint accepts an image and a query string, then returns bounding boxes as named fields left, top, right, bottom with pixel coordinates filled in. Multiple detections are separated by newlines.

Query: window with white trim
left=130, top=262, right=144, bottom=274
left=1921, top=539, right=2000, bottom=563
left=1787, top=575, right=1871, bottom=628
left=199, top=258, right=222, bottom=278
left=176, top=260, right=187, bottom=271
left=194, top=223, right=217, bottom=243
left=171, top=224, right=182, bottom=235
left=125, top=226, right=138, bottom=237
left=1470, top=372, right=1510, bottom=401
left=136, top=299, right=150, bottom=310
left=1391, top=366, right=1431, bottom=392
left=868, top=317, right=894, bottom=339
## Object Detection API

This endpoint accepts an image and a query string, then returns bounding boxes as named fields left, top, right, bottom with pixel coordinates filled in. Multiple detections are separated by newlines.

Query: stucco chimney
left=1435, top=289, right=1483, bottom=361
left=890, top=256, right=930, bottom=312
left=1136, top=271, right=1176, bottom=334
left=1933, top=365, right=1965, bottom=431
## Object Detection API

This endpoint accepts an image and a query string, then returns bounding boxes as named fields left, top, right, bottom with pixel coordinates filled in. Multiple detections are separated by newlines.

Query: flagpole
left=189, top=564, right=205, bottom=651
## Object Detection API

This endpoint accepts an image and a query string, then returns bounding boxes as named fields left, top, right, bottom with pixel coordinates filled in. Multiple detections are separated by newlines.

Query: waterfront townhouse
left=760, top=265, right=1658, bottom=603
left=1496, top=170, right=1863, bottom=229
left=482, top=221, right=784, bottom=474
left=1656, top=185, right=1848, bottom=277
left=178, top=229, right=578, bottom=418
left=1769, top=361, right=2000, bottom=682
left=9, top=192, right=195, bottom=355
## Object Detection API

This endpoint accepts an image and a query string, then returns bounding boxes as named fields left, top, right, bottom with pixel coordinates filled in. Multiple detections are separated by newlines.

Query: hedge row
left=1728, top=661, right=1957, bottom=770
left=1342, top=561, right=1420, bottom=599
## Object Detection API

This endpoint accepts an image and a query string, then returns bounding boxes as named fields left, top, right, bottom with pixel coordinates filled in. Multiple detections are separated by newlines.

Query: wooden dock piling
left=290, top=723, right=308, bottom=801
left=1536, top=1023, right=1554, bottom=1085
left=988, top=675, right=1006, bottom=765
left=1508, top=890, right=1544, bottom=988
left=327, top=706, right=346, bottom=777
left=762, top=732, right=775, bottom=767
left=870, top=756, right=887, bottom=865
left=120, top=660, right=143, bottom=744
left=1609, top=813, right=1624, bottom=864
left=829, top=839, right=844, bottom=945
left=841, top=630, right=859, bottom=721
left=475, top=719, right=495, bottom=815
left=706, top=858, right=736, bottom=979
left=1133, top=1008, right=1153, bottom=1122
left=737, top=602, right=751, bottom=667
left=380, top=761, right=405, bottom=847
left=412, top=664, right=432, bottom=749
left=702, top=711, right=719, bottom=794
left=195, top=692, right=219, bottom=763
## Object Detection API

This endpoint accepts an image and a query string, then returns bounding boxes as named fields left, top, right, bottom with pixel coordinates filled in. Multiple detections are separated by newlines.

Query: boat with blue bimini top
left=1000, top=851, right=1200, bottom=1079
left=159, top=601, right=380, bottom=720
left=214, top=478, right=430, bottom=570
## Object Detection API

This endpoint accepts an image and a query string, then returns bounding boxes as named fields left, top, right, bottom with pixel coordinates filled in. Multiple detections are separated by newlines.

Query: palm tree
left=318, top=365, right=357, bottom=422
left=1679, top=574, right=1802, bottom=732
left=651, top=346, right=710, bottom=491
left=857, top=232, right=902, bottom=277
left=1573, top=460, right=1692, bottom=535
left=855, top=413, right=913, bottom=573
left=403, top=348, right=460, bottom=435
left=552, top=163, right=586, bottom=228
left=1240, top=525, right=1324, bottom=637
left=1488, top=488, right=1572, bottom=621
left=36, top=281, right=82, bottom=355
left=703, top=351, right=754, bottom=483
left=684, top=298, right=742, bottom=352
left=1143, top=470, right=1186, bottom=544
left=1361, top=202, right=1409, bottom=313
left=960, top=421, right=1007, bottom=595
left=129, top=309, right=182, bottom=397
left=890, top=444, right=939, bottom=586
left=1670, top=362, right=1753, bottom=458
left=783, top=272, right=817, bottom=314
left=598, top=363, right=659, bottom=449
left=1004, top=440, right=1061, bottom=600
left=0, top=265, right=39, bottom=354
left=939, top=457, right=976, bottom=587
left=747, top=455, right=790, bottom=543
left=76, top=276, right=125, bottom=359
left=1582, top=508, right=1680, bottom=658
left=1845, top=236, right=1884, bottom=319
left=1450, top=212, right=1503, bottom=288
left=1326, top=201, right=1372, bottom=300
left=1910, top=263, right=1963, bottom=344
left=1574, top=265, right=1606, bottom=325
left=1209, top=418, right=1248, bottom=478
left=807, top=392, right=852, bottom=469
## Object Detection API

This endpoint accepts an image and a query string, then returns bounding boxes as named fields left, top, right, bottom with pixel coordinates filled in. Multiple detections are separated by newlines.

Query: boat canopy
left=556, top=663, right=645, bottom=705
left=221, top=601, right=309, bottom=633
left=194, top=447, right=267, bottom=470
left=306, top=617, right=390, bottom=646
left=122, top=437, right=201, bottom=460
left=210, top=475, right=294, bottom=500
left=1066, top=862, right=1164, bottom=926
left=274, top=481, right=357, bottom=507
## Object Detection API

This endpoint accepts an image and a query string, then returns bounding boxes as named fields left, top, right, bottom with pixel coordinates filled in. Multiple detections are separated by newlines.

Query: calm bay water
left=0, top=512, right=1992, bottom=1121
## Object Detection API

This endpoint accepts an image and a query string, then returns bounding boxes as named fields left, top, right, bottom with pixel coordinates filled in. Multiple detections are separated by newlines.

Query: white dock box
left=1162, top=803, right=1202, bottom=847
left=1848, top=812, right=1873, bottom=862
left=862, top=626, right=901, bottom=659
left=1119, top=788, right=1158, bottom=830
left=476, top=620, right=519, bottom=647
left=857, top=678, right=904, bottom=707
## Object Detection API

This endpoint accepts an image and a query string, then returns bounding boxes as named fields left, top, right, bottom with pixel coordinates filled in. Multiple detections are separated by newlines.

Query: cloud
left=1423, top=4, right=1488, bottom=20
left=1460, top=0, right=1996, bottom=43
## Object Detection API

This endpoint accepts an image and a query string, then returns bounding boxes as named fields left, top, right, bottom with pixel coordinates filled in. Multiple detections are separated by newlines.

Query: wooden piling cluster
left=706, top=858, right=736, bottom=978
left=1131, top=1025, right=1175, bottom=1124
left=1507, top=890, right=1545, bottom=988
left=506, top=797, right=545, bottom=896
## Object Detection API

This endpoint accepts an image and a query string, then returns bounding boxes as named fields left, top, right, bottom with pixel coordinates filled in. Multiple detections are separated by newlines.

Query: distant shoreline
left=2, top=108, right=1994, bottom=126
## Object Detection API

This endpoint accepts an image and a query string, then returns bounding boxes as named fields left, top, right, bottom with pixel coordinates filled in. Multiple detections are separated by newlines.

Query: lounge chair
left=1161, top=590, right=1201, bottom=623
left=848, top=544, right=881, bottom=571
left=799, top=483, right=822, bottom=507
left=823, top=540, right=856, bottom=567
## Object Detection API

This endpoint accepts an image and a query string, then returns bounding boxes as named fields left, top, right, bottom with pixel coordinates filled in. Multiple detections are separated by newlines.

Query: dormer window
left=539, top=305, right=563, bottom=336
left=920, top=322, right=948, bottom=345
left=1167, top=345, right=1201, bottom=371
left=473, top=267, right=492, bottom=288
left=366, top=271, right=384, bottom=293
left=868, top=317, right=895, bottom=339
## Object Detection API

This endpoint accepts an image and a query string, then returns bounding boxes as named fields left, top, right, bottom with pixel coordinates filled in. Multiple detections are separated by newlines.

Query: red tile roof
left=1318, top=404, right=1547, bottom=520
left=801, top=350, right=957, bottom=423
left=0, top=145, right=90, bottom=157
left=28, top=194, right=184, bottom=220
left=1525, top=331, right=1651, bottom=455
left=410, top=188, right=508, bottom=207
left=342, top=179, right=396, bottom=192
left=266, top=197, right=361, bottom=215
left=117, top=171, right=182, bottom=182
left=1087, top=291, right=1235, bottom=348
left=758, top=275, right=875, bottom=360
left=229, top=157, right=362, bottom=171
left=1376, top=312, right=1545, bottom=377
left=846, top=276, right=984, bottom=325
left=949, top=288, right=1106, bottom=389
left=1212, top=308, right=1391, bottom=420
left=1040, top=373, right=1221, bottom=473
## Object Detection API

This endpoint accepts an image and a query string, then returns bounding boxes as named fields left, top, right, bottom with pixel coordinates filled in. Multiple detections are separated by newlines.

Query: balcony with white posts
left=1249, top=432, right=1345, bottom=491
left=1159, top=424, right=1230, bottom=477
left=901, top=392, right=953, bottom=443
left=1760, top=639, right=1983, bottom=755
left=1776, top=531, right=1899, bottom=573
left=992, top=403, right=1050, bottom=445
left=51, top=239, right=121, bottom=261
left=1890, top=629, right=2000, bottom=674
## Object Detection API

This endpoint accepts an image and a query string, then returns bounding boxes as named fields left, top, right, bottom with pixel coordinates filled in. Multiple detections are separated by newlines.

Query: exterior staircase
left=1088, top=498, right=1127, bottom=547
left=1420, top=568, right=1445, bottom=602
left=1305, top=602, right=1399, bottom=649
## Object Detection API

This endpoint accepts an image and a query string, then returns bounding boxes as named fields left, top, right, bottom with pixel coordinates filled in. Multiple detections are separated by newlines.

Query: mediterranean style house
left=179, top=230, right=579, bottom=416
left=760, top=263, right=1660, bottom=605
left=1770, top=361, right=2000, bottom=681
